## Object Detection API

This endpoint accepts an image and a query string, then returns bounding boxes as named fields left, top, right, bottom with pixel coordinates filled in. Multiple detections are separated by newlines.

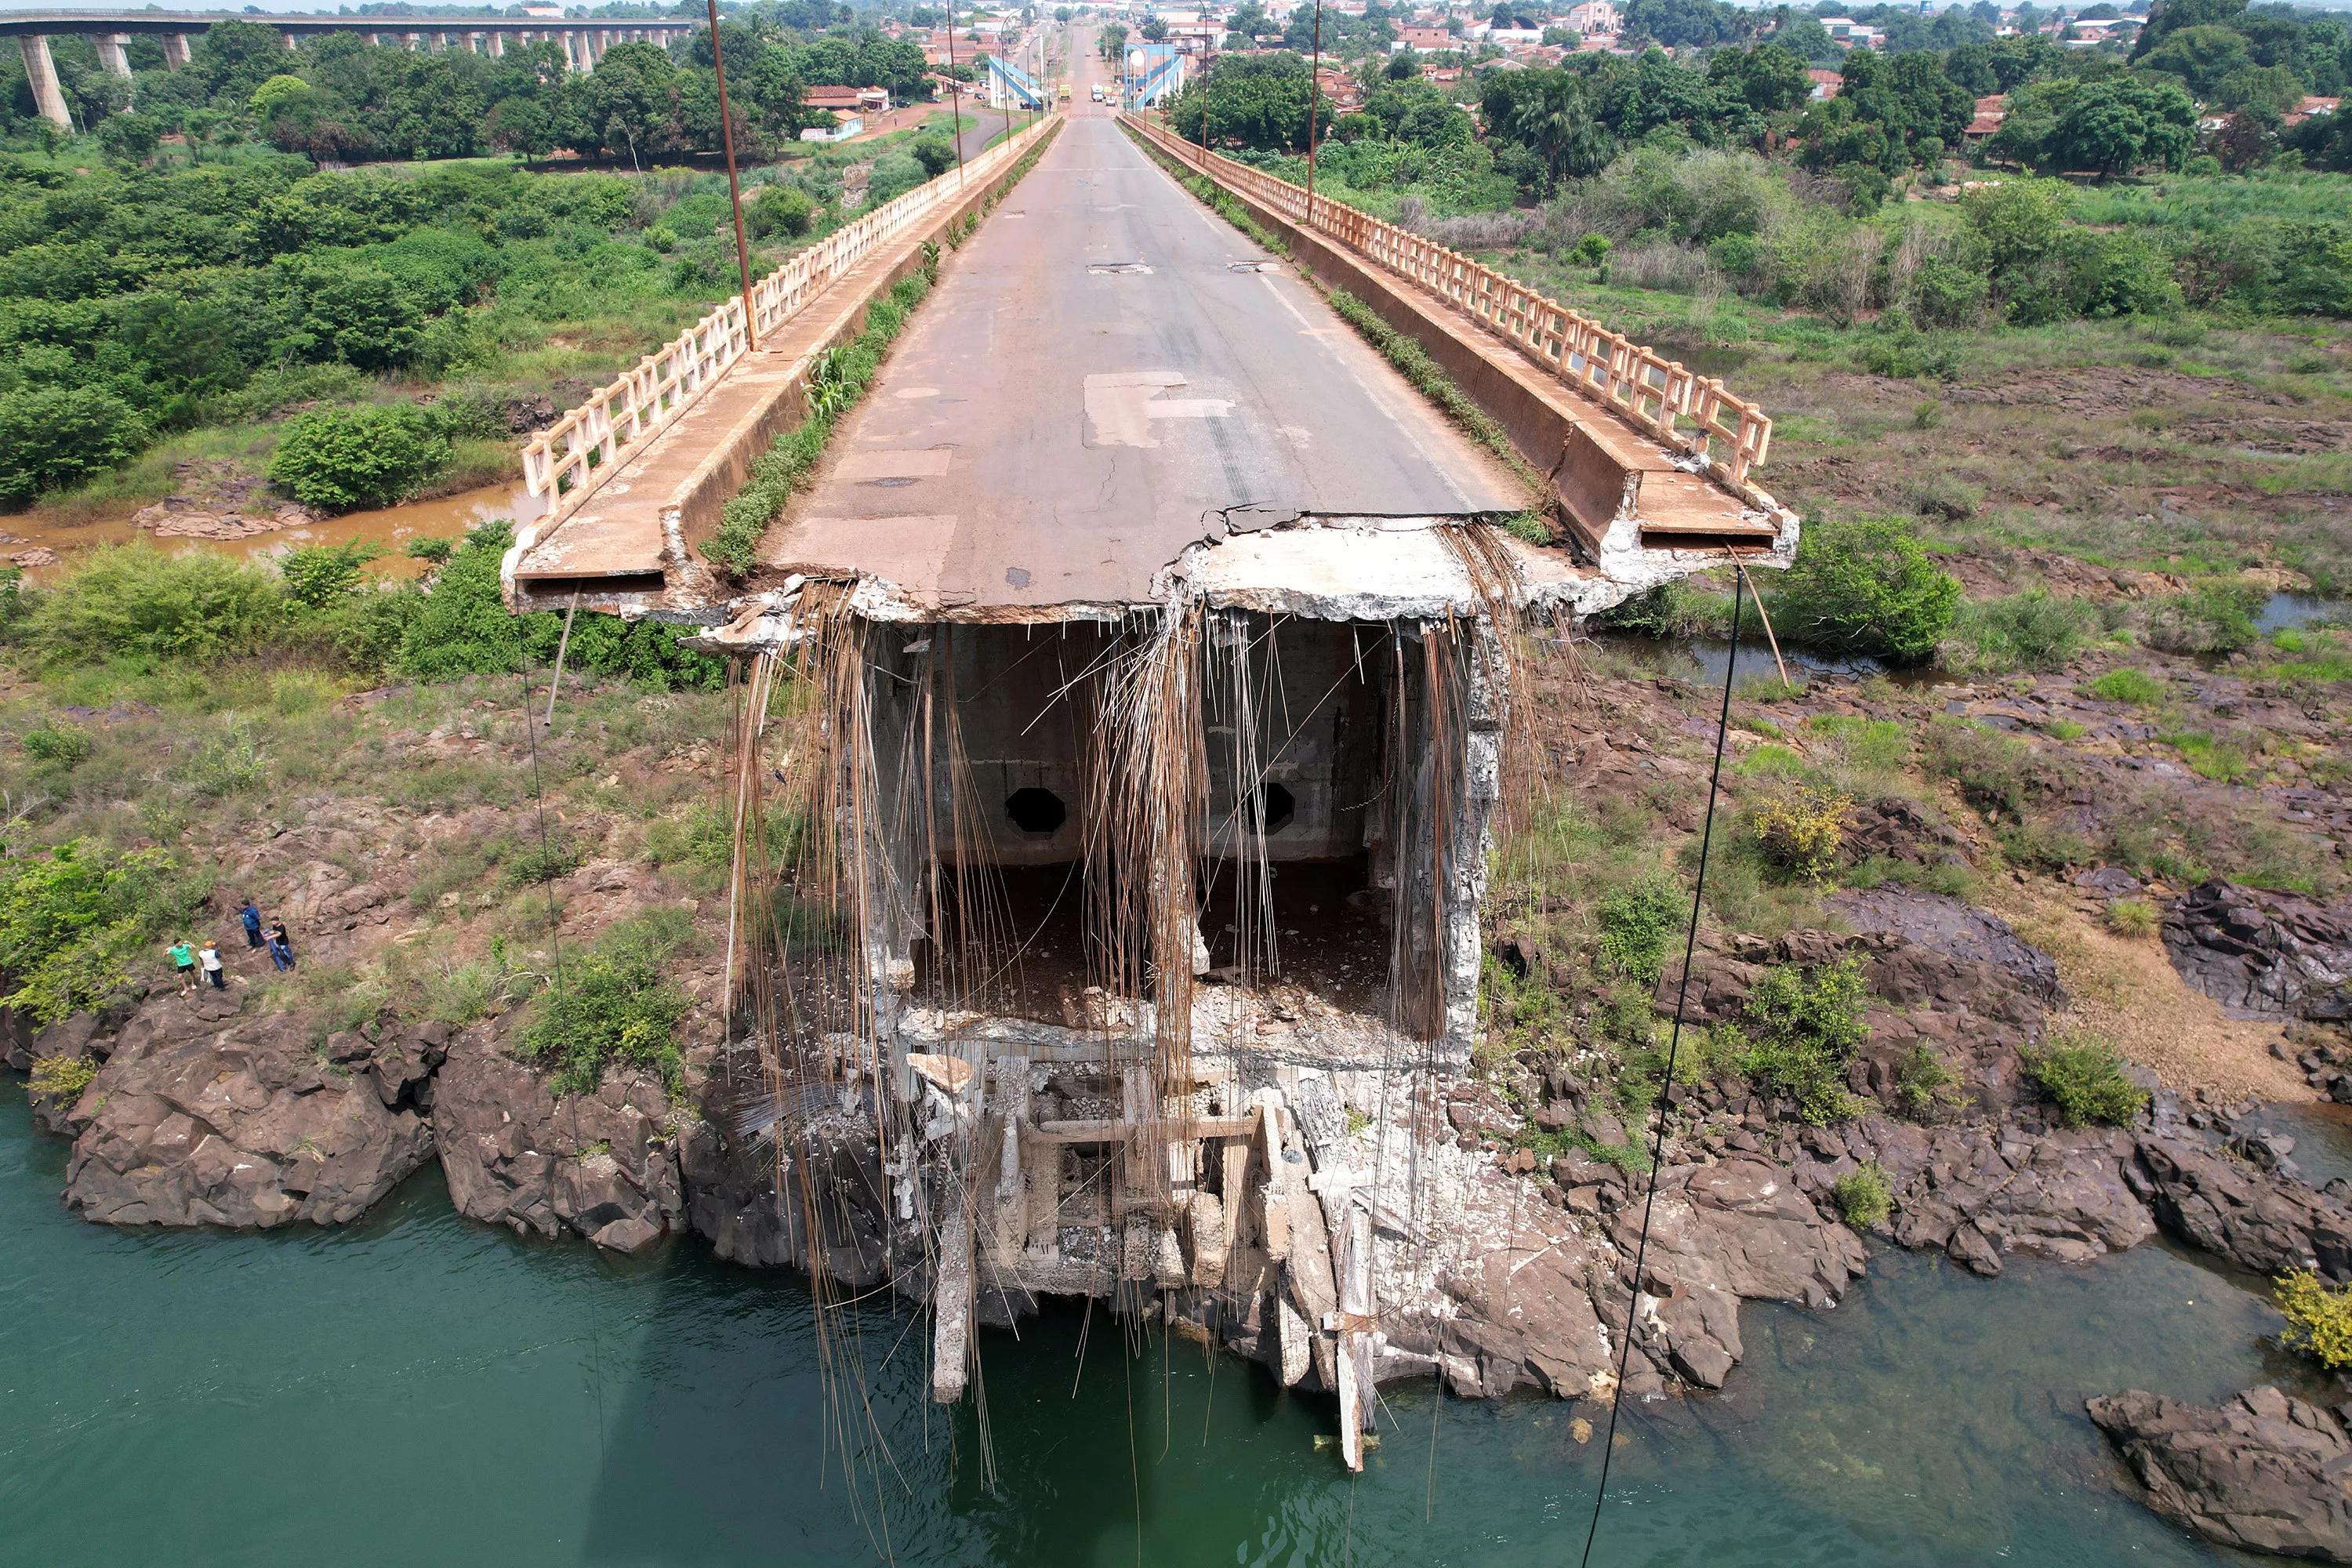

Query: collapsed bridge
left=503, top=91, right=1795, bottom=1468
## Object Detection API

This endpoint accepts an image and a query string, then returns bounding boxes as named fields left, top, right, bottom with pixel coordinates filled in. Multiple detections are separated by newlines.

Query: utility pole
left=706, top=0, right=757, bottom=350
left=945, top=5, right=969, bottom=187
left=1304, top=0, right=1322, bottom=227
left=1196, top=28, right=1212, bottom=165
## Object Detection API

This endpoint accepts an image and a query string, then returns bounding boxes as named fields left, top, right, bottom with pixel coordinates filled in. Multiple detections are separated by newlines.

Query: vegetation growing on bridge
left=705, top=122, right=1061, bottom=578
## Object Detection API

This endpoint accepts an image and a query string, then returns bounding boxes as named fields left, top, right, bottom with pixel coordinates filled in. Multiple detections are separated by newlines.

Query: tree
left=1139, top=15, right=1169, bottom=42
left=1710, top=42, right=1812, bottom=113
left=578, top=41, right=683, bottom=170
left=2211, top=62, right=2305, bottom=114
left=2129, top=0, right=2249, bottom=60
left=1099, top=23, right=1129, bottom=60
left=2139, top=24, right=2253, bottom=97
left=289, top=257, right=423, bottom=368
left=2045, top=75, right=2195, bottom=173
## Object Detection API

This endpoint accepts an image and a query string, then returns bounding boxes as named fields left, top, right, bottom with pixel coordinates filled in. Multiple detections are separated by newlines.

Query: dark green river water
left=0, top=1091, right=2325, bottom=1567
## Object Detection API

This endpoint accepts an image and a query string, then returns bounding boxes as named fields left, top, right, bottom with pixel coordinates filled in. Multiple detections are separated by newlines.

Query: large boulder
left=680, top=1078, right=894, bottom=1284
left=2131, top=1134, right=2352, bottom=1281
left=2088, top=1387, right=2352, bottom=1563
left=1618, top=1156, right=1868, bottom=1388
left=433, top=1035, right=684, bottom=1254
left=2165, top=880, right=2352, bottom=1022
left=63, top=997, right=432, bottom=1228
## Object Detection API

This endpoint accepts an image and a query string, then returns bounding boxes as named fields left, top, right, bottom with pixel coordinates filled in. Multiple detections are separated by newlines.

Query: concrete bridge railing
left=1124, top=114, right=1774, bottom=488
left=521, top=115, right=1060, bottom=527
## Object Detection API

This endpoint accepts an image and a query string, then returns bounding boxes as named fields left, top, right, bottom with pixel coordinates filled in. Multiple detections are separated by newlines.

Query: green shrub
left=1832, top=1160, right=1893, bottom=1228
left=0, top=385, right=153, bottom=506
left=1592, top=579, right=1733, bottom=637
left=2277, top=1269, right=2352, bottom=1371
left=515, top=909, right=692, bottom=1094
left=2103, top=897, right=2160, bottom=938
left=20, top=722, right=93, bottom=767
left=2143, top=583, right=2262, bottom=657
left=748, top=183, right=817, bottom=238
left=268, top=405, right=453, bottom=513
left=1922, top=714, right=2035, bottom=818
left=706, top=269, right=935, bottom=575
left=26, top=1052, right=97, bottom=1102
left=2045, top=719, right=2086, bottom=741
left=865, top=150, right=929, bottom=205
left=1856, top=307, right=1963, bottom=380
left=1735, top=956, right=1872, bottom=1125
left=2022, top=1034, right=2148, bottom=1127
left=1596, top=873, right=1684, bottom=986
left=910, top=136, right=958, bottom=178
left=0, top=840, right=199, bottom=1023
left=2085, top=666, right=2167, bottom=705
left=27, top=545, right=281, bottom=661
left=279, top=543, right=382, bottom=609
left=503, top=837, right=580, bottom=887
left=1949, top=590, right=2101, bottom=672
left=1747, top=785, right=1851, bottom=881
left=1894, top=1043, right=1958, bottom=1121
left=1771, top=515, right=1962, bottom=663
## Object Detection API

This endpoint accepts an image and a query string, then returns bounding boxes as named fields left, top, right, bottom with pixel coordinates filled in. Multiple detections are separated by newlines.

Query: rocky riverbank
left=9, top=642, right=2352, bottom=1559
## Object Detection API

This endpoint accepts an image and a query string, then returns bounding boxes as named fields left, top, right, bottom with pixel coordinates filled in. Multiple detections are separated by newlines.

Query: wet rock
left=1610, top=1158, right=1867, bottom=1388
left=64, top=996, right=431, bottom=1228
left=2088, top=1387, right=2352, bottom=1563
left=2164, top=880, right=2352, bottom=1022
left=681, top=1098, right=895, bottom=1283
left=2131, top=1134, right=2352, bottom=1280
left=10, top=546, right=57, bottom=568
left=433, top=1035, right=683, bottom=1254
left=1850, top=1119, right=2154, bottom=1276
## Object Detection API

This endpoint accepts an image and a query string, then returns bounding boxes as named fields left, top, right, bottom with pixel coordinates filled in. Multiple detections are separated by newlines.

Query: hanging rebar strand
left=705, top=0, right=758, bottom=350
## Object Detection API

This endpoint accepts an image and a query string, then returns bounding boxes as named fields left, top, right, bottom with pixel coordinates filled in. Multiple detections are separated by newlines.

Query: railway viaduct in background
left=2, top=9, right=694, bottom=129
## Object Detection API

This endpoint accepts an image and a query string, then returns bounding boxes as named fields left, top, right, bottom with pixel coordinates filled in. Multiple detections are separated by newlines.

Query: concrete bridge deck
left=508, top=80, right=1790, bottom=626
left=761, top=113, right=1525, bottom=617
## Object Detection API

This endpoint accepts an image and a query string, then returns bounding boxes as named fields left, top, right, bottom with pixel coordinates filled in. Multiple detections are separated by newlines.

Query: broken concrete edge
left=497, top=118, right=1065, bottom=620
left=680, top=509, right=1782, bottom=655
left=1121, top=115, right=1797, bottom=569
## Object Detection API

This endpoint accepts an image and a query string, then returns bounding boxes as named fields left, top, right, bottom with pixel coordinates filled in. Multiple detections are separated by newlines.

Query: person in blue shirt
left=239, top=899, right=263, bottom=949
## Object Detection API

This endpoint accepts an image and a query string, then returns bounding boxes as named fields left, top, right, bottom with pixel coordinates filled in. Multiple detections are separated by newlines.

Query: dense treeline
left=1178, top=0, right=2352, bottom=332
left=0, top=113, right=958, bottom=506
left=1, top=13, right=933, bottom=165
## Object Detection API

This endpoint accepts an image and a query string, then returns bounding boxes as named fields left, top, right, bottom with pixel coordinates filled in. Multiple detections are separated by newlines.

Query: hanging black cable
left=1576, top=565, right=1747, bottom=1568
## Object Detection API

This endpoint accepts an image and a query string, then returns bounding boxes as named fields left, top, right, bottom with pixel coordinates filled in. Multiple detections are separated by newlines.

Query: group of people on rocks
left=167, top=899, right=295, bottom=995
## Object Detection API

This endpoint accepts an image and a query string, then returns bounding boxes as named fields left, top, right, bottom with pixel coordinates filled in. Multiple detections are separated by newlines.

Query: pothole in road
left=1228, top=260, right=1282, bottom=273
left=1087, top=260, right=1152, bottom=274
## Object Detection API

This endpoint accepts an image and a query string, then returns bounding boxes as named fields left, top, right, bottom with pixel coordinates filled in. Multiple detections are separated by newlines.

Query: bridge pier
left=96, top=32, right=131, bottom=80
left=485, top=31, right=503, bottom=57
left=162, top=32, right=189, bottom=67
left=16, top=36, right=70, bottom=131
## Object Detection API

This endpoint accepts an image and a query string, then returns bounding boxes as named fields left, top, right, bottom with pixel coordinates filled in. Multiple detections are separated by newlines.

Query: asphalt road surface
left=764, top=106, right=1521, bottom=613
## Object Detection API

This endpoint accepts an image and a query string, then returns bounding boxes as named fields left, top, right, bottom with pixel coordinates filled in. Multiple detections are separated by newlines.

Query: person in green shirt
left=167, top=939, right=196, bottom=994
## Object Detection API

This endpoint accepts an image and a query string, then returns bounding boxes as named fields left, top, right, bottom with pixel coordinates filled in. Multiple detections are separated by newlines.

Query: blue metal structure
left=985, top=53, right=1047, bottom=110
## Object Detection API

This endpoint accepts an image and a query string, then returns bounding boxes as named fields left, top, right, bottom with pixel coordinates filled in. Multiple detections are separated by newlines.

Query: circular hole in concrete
left=1005, top=786, right=1067, bottom=837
